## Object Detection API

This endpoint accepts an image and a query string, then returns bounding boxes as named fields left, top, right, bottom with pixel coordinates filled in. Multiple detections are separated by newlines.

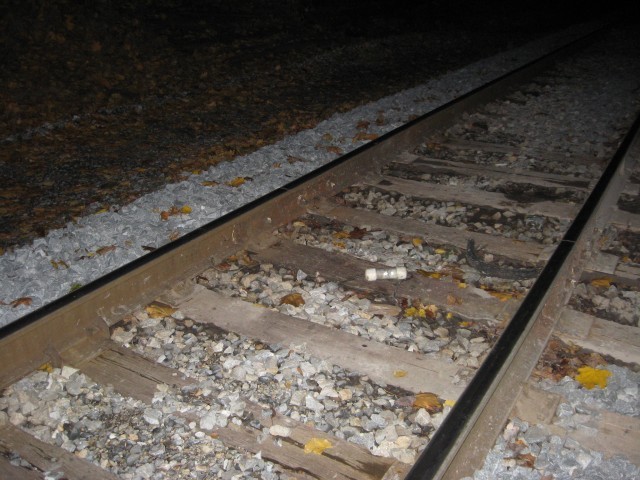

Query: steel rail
left=405, top=109, right=640, bottom=479
left=0, top=27, right=603, bottom=395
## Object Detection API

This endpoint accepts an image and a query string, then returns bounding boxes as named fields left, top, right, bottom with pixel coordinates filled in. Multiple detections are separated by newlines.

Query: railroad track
left=1, top=26, right=639, bottom=479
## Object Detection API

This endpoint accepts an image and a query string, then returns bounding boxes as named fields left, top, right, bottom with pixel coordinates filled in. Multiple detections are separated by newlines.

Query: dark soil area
left=0, top=0, right=626, bottom=251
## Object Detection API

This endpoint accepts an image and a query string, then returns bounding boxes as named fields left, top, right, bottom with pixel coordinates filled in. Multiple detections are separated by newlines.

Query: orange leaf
left=280, top=293, right=305, bottom=307
left=413, top=392, right=443, bottom=413
left=590, top=277, right=612, bottom=288
left=145, top=303, right=177, bottom=319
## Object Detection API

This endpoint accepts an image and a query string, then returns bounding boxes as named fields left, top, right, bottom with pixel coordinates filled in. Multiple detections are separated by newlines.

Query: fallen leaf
left=38, top=362, right=54, bottom=373
left=416, top=269, right=442, bottom=279
left=393, top=370, right=408, bottom=378
left=280, top=293, right=305, bottom=307
left=346, top=227, right=368, bottom=239
left=352, top=131, right=379, bottom=143
left=227, top=177, right=247, bottom=187
left=333, top=231, right=350, bottom=239
left=146, top=304, right=177, bottom=319
left=356, top=120, right=370, bottom=130
left=411, top=237, right=423, bottom=247
left=287, top=155, right=305, bottom=164
left=96, top=245, right=116, bottom=255
left=434, top=248, right=447, bottom=255
left=590, top=277, right=612, bottom=288
left=413, top=392, right=443, bottom=413
left=69, top=283, right=82, bottom=292
left=447, top=294, right=462, bottom=305
left=11, top=297, right=32, bottom=308
left=516, top=452, right=536, bottom=468
left=488, top=291, right=519, bottom=302
left=201, top=180, right=220, bottom=187
left=326, top=146, right=343, bottom=155
left=444, top=399, right=456, bottom=407
left=574, top=366, right=611, bottom=389
left=50, top=259, right=69, bottom=270
left=404, top=306, right=426, bottom=318
left=333, top=241, right=346, bottom=249
left=425, top=304, right=438, bottom=318
left=304, top=438, right=332, bottom=455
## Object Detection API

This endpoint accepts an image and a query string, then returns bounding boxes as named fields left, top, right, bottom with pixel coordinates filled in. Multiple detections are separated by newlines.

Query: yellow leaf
left=458, top=321, right=472, bottom=328
left=457, top=282, right=467, bottom=289
left=574, top=366, right=611, bottom=389
left=201, top=180, right=220, bottom=187
left=413, top=392, right=443, bottom=413
left=333, top=241, right=346, bottom=249
left=95, top=207, right=109, bottom=214
left=38, top=362, right=54, bottom=373
left=181, top=205, right=192, bottom=214
left=590, top=277, right=612, bottom=288
left=446, top=312, right=453, bottom=320
left=435, top=248, right=446, bottom=255
left=393, top=370, right=408, bottom=378
left=227, top=177, right=246, bottom=187
left=416, top=269, right=442, bottom=279
left=444, top=399, right=456, bottom=407
left=488, top=291, right=517, bottom=302
left=146, top=304, right=177, bottom=319
left=304, top=438, right=332, bottom=455
left=333, top=231, right=350, bottom=239
left=412, top=237, right=423, bottom=247
left=404, top=307, right=426, bottom=318
left=280, top=293, right=305, bottom=307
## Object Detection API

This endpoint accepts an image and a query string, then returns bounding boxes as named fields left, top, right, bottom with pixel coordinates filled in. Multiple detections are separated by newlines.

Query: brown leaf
left=356, top=120, right=370, bottom=130
left=280, top=293, right=305, bottom=307
left=516, top=452, right=536, bottom=468
left=201, top=180, right=220, bottom=187
left=96, top=245, right=116, bottom=255
left=352, top=132, right=379, bottom=143
left=326, top=146, right=343, bottom=155
left=447, top=294, right=462, bottom=305
left=412, top=392, right=443, bottom=413
left=11, top=297, right=33, bottom=308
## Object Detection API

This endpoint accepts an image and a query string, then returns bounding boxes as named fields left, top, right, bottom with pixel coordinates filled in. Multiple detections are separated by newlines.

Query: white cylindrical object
left=365, top=267, right=407, bottom=281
